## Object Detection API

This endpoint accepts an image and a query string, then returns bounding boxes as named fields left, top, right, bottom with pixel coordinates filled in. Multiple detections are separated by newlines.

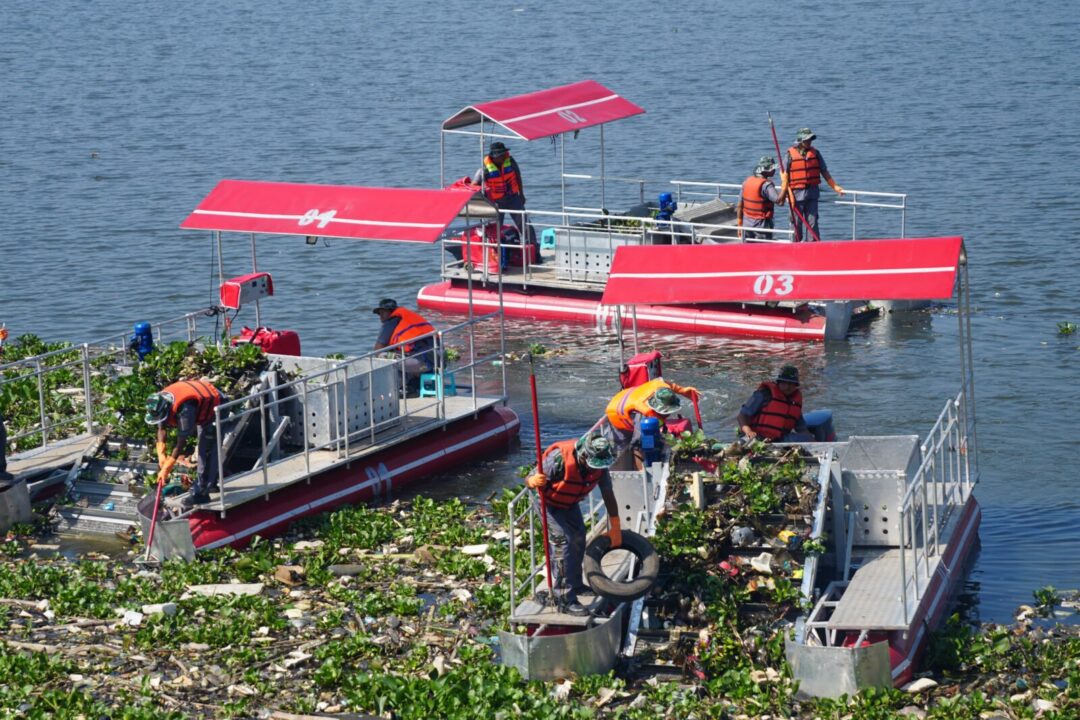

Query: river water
left=2, top=0, right=1077, bottom=623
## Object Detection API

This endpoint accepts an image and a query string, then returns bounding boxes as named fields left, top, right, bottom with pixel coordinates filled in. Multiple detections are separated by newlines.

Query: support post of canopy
left=440, top=130, right=446, bottom=188
left=250, top=232, right=262, bottom=329
left=560, top=134, right=567, bottom=224
left=600, top=124, right=607, bottom=212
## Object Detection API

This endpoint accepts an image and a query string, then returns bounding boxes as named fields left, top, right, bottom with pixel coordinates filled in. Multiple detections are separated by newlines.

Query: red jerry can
left=233, top=326, right=302, bottom=356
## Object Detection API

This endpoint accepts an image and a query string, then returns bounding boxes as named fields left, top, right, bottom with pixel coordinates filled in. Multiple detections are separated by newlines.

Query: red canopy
left=180, top=180, right=486, bottom=243
left=442, top=80, right=645, bottom=141
left=601, top=237, right=965, bottom=305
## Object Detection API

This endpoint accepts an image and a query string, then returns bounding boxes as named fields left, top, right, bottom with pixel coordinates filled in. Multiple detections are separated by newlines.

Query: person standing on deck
left=526, top=434, right=622, bottom=616
left=144, top=379, right=227, bottom=510
left=737, top=156, right=788, bottom=240
left=597, top=378, right=700, bottom=466
left=786, top=128, right=844, bottom=241
left=472, top=141, right=528, bottom=237
left=371, top=299, right=435, bottom=392
left=736, top=365, right=809, bottom=442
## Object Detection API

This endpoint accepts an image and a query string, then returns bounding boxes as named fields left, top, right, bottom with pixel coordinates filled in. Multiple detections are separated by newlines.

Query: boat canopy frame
left=439, top=79, right=645, bottom=217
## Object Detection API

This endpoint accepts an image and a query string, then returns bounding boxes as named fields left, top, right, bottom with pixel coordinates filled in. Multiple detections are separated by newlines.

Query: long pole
left=527, top=354, right=555, bottom=599
left=143, top=474, right=166, bottom=562
left=768, top=112, right=821, bottom=243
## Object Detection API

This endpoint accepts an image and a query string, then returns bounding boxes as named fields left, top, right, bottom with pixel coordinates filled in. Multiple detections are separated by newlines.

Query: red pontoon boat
left=420, top=80, right=919, bottom=341
left=603, top=235, right=980, bottom=695
left=3, top=181, right=520, bottom=559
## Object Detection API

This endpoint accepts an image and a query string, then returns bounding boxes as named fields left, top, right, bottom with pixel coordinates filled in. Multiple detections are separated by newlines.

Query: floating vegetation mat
left=2, top=440, right=1080, bottom=717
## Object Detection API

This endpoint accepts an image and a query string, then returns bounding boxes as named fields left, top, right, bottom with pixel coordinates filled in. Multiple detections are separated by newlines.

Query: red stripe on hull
left=185, top=406, right=519, bottom=551
left=888, top=495, right=981, bottom=685
left=417, top=280, right=826, bottom=341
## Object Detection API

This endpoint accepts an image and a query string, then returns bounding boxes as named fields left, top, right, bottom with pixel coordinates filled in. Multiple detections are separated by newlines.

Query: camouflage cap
left=795, top=128, right=816, bottom=143
left=755, top=155, right=777, bottom=175
left=646, top=387, right=682, bottom=415
left=576, top=434, right=617, bottom=469
left=144, top=392, right=173, bottom=425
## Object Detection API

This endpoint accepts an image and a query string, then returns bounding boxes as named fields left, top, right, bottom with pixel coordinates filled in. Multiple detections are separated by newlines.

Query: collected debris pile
left=633, top=440, right=823, bottom=678
left=1, top=490, right=1079, bottom=718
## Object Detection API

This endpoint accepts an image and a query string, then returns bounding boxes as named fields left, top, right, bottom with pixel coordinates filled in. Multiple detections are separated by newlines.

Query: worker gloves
left=606, top=518, right=622, bottom=549
left=526, top=472, right=547, bottom=490
left=155, top=441, right=167, bottom=467
left=156, top=456, right=176, bottom=485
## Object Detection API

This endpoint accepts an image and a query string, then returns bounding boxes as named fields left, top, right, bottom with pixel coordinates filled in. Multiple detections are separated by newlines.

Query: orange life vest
left=162, top=379, right=223, bottom=427
left=749, top=381, right=803, bottom=440
left=787, top=146, right=821, bottom=189
left=388, top=307, right=434, bottom=353
left=482, top=155, right=522, bottom=201
left=541, top=439, right=605, bottom=510
left=741, top=176, right=774, bottom=220
left=605, top=378, right=671, bottom=432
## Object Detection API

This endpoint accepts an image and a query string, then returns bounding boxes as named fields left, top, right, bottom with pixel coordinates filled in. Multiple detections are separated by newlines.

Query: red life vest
left=749, top=381, right=803, bottom=440
left=482, top=155, right=522, bottom=201
left=787, top=146, right=822, bottom=189
left=741, top=176, right=774, bottom=220
left=388, top=308, right=434, bottom=353
left=605, top=378, right=671, bottom=432
left=541, top=439, right=605, bottom=510
left=162, top=379, right=223, bottom=427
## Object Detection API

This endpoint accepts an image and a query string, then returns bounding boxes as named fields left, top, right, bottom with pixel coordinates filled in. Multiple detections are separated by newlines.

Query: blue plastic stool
left=539, top=228, right=557, bottom=249
left=419, top=371, right=457, bottom=398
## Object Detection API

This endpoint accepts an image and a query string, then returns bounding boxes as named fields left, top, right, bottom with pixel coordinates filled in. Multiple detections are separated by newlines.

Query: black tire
left=583, top=530, right=660, bottom=602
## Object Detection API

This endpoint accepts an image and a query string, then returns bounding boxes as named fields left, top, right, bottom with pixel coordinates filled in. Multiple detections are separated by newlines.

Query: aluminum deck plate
left=7, top=432, right=100, bottom=479
left=189, top=395, right=503, bottom=512
left=510, top=593, right=610, bottom=628
left=826, top=548, right=943, bottom=631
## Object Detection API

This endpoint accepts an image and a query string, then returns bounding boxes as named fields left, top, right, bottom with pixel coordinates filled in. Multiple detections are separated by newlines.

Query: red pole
left=691, top=394, right=704, bottom=431
left=769, top=112, right=822, bottom=243
left=143, top=474, right=166, bottom=562
left=527, top=354, right=555, bottom=598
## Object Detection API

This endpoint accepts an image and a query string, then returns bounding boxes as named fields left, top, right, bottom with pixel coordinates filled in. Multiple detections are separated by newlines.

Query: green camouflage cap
left=755, top=155, right=777, bottom=175
left=646, top=387, right=682, bottom=415
left=144, top=392, right=172, bottom=425
left=776, top=365, right=800, bottom=386
left=795, top=128, right=816, bottom=143
left=576, top=434, right=617, bottom=469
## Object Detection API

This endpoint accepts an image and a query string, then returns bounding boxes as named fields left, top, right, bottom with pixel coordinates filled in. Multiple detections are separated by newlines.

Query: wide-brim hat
left=144, top=392, right=173, bottom=425
left=576, top=434, right=617, bottom=469
left=776, top=365, right=800, bottom=386
left=489, top=141, right=508, bottom=154
left=795, top=128, right=816, bottom=143
left=646, top=387, right=682, bottom=415
left=372, top=298, right=398, bottom=314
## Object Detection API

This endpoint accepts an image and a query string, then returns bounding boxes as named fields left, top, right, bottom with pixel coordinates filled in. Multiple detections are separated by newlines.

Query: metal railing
left=894, top=388, right=978, bottom=623
left=560, top=172, right=908, bottom=240
left=204, top=310, right=508, bottom=513
left=0, top=307, right=235, bottom=453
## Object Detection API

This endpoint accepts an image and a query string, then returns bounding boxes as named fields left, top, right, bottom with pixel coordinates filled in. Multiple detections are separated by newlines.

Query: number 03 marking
left=753, top=273, right=794, bottom=296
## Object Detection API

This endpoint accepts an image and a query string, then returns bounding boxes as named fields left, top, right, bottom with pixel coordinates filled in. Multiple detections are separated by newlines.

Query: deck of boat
left=190, top=394, right=505, bottom=513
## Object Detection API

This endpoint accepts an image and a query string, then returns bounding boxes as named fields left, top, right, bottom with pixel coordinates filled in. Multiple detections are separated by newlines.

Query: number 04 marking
left=753, top=273, right=794, bottom=296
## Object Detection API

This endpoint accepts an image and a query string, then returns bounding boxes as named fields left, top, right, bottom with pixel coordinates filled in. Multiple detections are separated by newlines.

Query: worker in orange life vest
left=372, top=298, right=435, bottom=387
left=472, top=140, right=527, bottom=237
left=597, top=378, right=701, bottom=465
left=526, top=434, right=621, bottom=616
left=786, top=128, right=844, bottom=241
left=144, top=379, right=227, bottom=510
left=736, top=365, right=809, bottom=442
left=737, top=156, right=788, bottom=240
